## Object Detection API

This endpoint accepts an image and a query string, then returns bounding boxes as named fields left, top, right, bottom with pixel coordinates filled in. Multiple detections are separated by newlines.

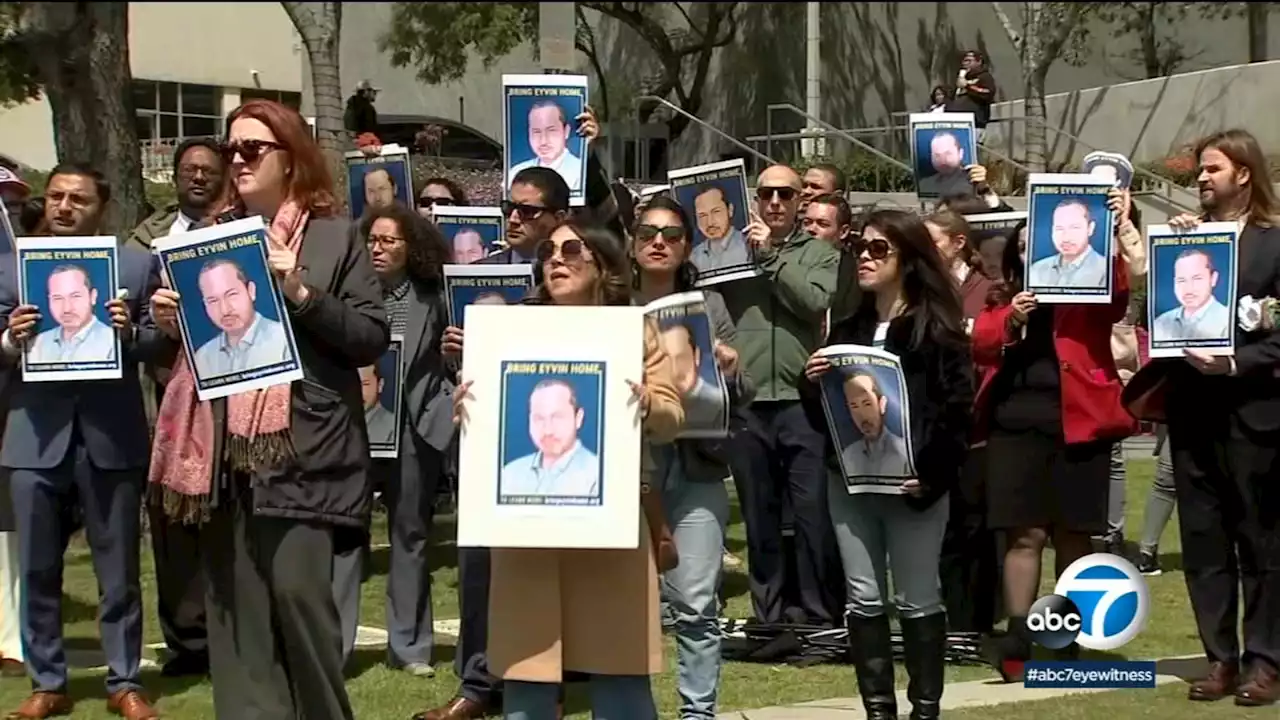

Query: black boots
left=846, top=614, right=898, bottom=720
left=982, top=615, right=1032, bottom=683
left=901, top=613, right=947, bottom=720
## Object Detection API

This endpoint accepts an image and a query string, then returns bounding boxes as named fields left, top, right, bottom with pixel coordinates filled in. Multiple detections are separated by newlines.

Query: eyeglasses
left=848, top=237, right=896, bottom=260
left=417, top=196, right=455, bottom=209
left=367, top=234, right=405, bottom=248
left=535, top=238, right=588, bottom=265
left=756, top=186, right=798, bottom=202
left=635, top=224, right=686, bottom=244
left=178, top=164, right=220, bottom=180
left=221, top=139, right=284, bottom=164
left=502, top=200, right=548, bottom=221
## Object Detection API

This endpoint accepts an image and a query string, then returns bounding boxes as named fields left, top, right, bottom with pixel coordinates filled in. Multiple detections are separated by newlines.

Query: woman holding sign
left=453, top=219, right=682, bottom=717
left=147, top=99, right=388, bottom=720
left=800, top=210, right=973, bottom=720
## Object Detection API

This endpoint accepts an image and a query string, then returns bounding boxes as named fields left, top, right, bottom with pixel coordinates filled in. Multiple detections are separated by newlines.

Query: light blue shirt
left=193, top=312, right=292, bottom=378
left=27, top=316, right=116, bottom=364
left=511, top=150, right=583, bottom=191
left=500, top=439, right=600, bottom=498
left=1028, top=245, right=1108, bottom=289
left=1152, top=296, right=1231, bottom=341
left=840, top=429, right=911, bottom=478
left=690, top=228, right=751, bottom=273
left=681, top=375, right=726, bottom=434
left=364, top=403, right=397, bottom=446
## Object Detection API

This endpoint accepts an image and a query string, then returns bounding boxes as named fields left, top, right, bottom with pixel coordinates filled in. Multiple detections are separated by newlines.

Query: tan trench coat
left=488, top=321, right=685, bottom=681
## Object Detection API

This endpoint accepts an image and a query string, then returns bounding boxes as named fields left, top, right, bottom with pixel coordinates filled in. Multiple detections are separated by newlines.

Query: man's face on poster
left=364, top=168, right=396, bottom=210
left=199, top=262, right=257, bottom=337
left=47, top=267, right=95, bottom=334
left=1051, top=201, right=1094, bottom=260
left=659, top=324, right=700, bottom=394
left=473, top=292, right=508, bottom=306
left=528, top=103, right=570, bottom=164
left=694, top=187, right=732, bottom=242
left=359, top=365, right=383, bottom=410
left=528, top=382, right=583, bottom=459
left=843, top=374, right=886, bottom=440
left=1174, top=251, right=1217, bottom=313
left=452, top=229, right=486, bottom=264
left=930, top=133, right=964, bottom=174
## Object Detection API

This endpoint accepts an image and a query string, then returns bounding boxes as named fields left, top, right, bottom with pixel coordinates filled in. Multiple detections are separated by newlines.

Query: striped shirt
left=383, top=276, right=411, bottom=335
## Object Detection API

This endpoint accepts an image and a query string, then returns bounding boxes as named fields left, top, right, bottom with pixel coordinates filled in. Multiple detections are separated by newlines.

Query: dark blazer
left=402, top=278, right=455, bottom=452
left=800, top=308, right=974, bottom=510
left=1129, top=223, right=1280, bottom=433
left=0, top=247, right=165, bottom=470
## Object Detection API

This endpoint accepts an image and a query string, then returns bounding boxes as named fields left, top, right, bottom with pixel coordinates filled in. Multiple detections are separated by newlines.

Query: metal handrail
left=766, top=103, right=911, bottom=173
left=633, top=95, right=776, bottom=166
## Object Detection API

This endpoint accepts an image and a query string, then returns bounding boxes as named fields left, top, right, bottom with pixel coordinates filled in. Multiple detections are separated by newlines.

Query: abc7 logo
left=1026, top=553, right=1150, bottom=651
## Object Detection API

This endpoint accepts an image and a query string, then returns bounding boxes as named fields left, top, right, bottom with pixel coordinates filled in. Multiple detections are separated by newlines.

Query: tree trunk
left=1140, top=3, right=1160, bottom=79
left=23, top=2, right=144, bottom=236
left=281, top=2, right=347, bottom=214
left=1023, top=66, right=1050, bottom=172
left=1248, top=4, right=1269, bottom=63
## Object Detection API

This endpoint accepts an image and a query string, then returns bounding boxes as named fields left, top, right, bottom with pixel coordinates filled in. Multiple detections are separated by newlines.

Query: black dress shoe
left=160, top=653, right=210, bottom=677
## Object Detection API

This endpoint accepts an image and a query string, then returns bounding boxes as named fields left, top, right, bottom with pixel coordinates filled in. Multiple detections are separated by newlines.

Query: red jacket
left=972, top=257, right=1138, bottom=445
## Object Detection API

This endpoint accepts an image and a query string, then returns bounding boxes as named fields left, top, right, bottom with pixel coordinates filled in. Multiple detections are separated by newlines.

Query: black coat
left=800, top=308, right=974, bottom=510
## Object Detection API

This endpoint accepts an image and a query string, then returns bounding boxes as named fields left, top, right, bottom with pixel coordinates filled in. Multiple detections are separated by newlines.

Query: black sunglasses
left=502, top=200, right=548, bottom=221
left=221, top=139, right=284, bottom=164
left=635, top=225, right=686, bottom=244
left=756, top=186, right=798, bottom=202
left=848, top=237, right=895, bottom=260
left=535, top=238, right=587, bottom=264
left=417, top=196, right=455, bottom=209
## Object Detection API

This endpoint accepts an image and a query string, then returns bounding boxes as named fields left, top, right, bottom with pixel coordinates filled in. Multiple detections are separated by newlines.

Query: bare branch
left=990, top=1, right=1023, bottom=54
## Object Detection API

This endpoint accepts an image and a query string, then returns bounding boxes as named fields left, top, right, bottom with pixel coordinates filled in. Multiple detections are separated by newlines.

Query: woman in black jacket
left=801, top=209, right=973, bottom=720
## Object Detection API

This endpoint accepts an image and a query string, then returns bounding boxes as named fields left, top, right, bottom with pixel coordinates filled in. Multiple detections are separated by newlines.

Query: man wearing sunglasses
left=718, top=164, right=845, bottom=629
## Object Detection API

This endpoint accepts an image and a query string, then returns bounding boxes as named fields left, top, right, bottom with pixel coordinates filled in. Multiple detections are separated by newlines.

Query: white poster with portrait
left=457, top=304, right=644, bottom=549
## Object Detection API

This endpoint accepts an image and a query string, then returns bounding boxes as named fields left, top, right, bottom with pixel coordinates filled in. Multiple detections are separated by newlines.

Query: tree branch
left=1041, top=2, right=1089, bottom=68
left=990, top=1, right=1023, bottom=54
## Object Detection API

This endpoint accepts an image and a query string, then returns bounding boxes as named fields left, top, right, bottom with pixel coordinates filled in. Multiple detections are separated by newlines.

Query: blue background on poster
left=821, top=361, right=905, bottom=444
left=451, top=278, right=532, bottom=327
left=438, top=220, right=503, bottom=263
left=376, top=342, right=401, bottom=413
left=347, top=158, right=412, bottom=220
left=505, top=88, right=587, bottom=170
left=499, top=365, right=603, bottom=465
left=165, top=238, right=284, bottom=352
left=1028, top=191, right=1110, bottom=266
left=655, top=311, right=719, bottom=385
left=671, top=177, right=749, bottom=247
left=21, top=253, right=115, bottom=339
left=1149, top=239, right=1234, bottom=320
left=913, top=126, right=975, bottom=180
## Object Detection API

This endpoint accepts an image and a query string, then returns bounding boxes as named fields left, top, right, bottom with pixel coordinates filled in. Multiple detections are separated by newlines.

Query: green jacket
left=125, top=204, right=181, bottom=252
left=718, top=230, right=839, bottom=402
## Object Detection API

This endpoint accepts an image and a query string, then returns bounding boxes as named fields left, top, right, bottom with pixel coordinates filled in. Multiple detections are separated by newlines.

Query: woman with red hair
left=147, top=99, right=389, bottom=719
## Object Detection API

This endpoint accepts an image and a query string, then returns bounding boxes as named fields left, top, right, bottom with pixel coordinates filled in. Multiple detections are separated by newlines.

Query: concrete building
left=0, top=2, right=303, bottom=171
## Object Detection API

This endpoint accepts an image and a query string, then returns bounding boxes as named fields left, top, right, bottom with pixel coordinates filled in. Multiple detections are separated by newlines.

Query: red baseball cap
left=0, top=166, right=30, bottom=200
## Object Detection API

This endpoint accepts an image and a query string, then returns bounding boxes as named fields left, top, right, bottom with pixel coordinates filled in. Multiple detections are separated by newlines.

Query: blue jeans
left=661, top=478, right=729, bottom=719
left=504, top=676, right=656, bottom=719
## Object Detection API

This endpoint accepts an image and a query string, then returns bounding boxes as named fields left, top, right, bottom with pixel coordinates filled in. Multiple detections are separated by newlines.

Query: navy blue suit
left=0, top=248, right=165, bottom=695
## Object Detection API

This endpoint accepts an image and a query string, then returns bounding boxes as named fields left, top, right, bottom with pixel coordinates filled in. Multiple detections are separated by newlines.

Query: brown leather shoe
left=106, top=690, right=158, bottom=720
left=1188, top=660, right=1238, bottom=701
left=0, top=658, right=25, bottom=678
left=5, top=692, right=72, bottom=719
left=1236, top=661, right=1280, bottom=706
left=410, top=696, right=489, bottom=720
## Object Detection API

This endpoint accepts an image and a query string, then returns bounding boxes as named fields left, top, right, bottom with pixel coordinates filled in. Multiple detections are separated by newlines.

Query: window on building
left=239, top=88, right=303, bottom=111
left=133, top=80, right=224, bottom=141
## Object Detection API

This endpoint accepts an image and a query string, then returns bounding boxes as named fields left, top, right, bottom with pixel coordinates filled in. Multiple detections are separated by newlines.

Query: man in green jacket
left=718, top=164, right=844, bottom=628
left=125, top=137, right=223, bottom=252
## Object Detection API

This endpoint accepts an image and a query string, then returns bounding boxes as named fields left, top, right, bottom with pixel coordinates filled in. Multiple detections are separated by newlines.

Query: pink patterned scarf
left=148, top=202, right=309, bottom=524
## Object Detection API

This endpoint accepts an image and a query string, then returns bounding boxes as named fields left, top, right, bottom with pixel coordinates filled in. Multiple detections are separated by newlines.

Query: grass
left=0, top=457, right=1232, bottom=718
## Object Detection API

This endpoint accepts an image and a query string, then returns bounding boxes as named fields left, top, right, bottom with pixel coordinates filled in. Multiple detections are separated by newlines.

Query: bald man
left=717, top=163, right=844, bottom=627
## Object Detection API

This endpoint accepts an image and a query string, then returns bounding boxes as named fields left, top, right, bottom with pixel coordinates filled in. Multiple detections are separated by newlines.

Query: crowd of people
left=0, top=60, right=1272, bottom=720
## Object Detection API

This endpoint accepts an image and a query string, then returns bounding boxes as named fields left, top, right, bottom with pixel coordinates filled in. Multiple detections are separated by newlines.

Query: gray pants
left=1105, top=442, right=1127, bottom=540
left=1139, top=428, right=1177, bottom=554
left=827, top=473, right=949, bottom=619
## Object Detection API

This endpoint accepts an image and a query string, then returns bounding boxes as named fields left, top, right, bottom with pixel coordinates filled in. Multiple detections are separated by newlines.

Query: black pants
left=729, top=401, right=843, bottom=625
left=201, top=480, right=354, bottom=720
left=147, top=500, right=207, bottom=661
left=939, top=446, right=997, bottom=633
left=455, top=546, right=500, bottom=704
left=1169, top=414, right=1280, bottom=669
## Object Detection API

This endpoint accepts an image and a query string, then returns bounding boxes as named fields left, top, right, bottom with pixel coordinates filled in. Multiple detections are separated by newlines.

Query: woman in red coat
left=975, top=189, right=1139, bottom=680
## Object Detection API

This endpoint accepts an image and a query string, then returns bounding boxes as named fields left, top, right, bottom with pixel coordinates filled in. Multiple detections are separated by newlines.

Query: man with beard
left=689, top=185, right=750, bottom=272
left=1027, top=199, right=1107, bottom=288
left=27, top=264, right=116, bottom=364
left=1152, top=248, right=1231, bottom=341
left=659, top=320, right=726, bottom=433
left=451, top=228, right=488, bottom=264
left=191, top=257, right=292, bottom=378
left=917, top=132, right=972, bottom=198
left=364, top=167, right=399, bottom=213
left=839, top=371, right=910, bottom=477
left=360, top=363, right=397, bottom=447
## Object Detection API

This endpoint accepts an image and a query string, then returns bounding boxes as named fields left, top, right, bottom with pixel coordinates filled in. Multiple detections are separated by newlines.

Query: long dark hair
left=989, top=217, right=1028, bottom=305
left=1195, top=129, right=1280, bottom=227
left=533, top=219, right=631, bottom=306
left=631, top=195, right=700, bottom=291
left=359, top=201, right=450, bottom=287
left=857, top=209, right=968, bottom=350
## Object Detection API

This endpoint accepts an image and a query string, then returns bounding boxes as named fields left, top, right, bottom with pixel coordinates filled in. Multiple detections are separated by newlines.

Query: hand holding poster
left=909, top=112, right=977, bottom=200
left=1146, top=222, right=1238, bottom=358
left=345, top=144, right=414, bottom=220
left=1025, top=173, right=1116, bottom=304
left=363, top=335, right=404, bottom=458
left=457, top=304, right=643, bottom=549
left=14, top=237, right=122, bottom=382
left=443, top=264, right=535, bottom=327
left=434, top=207, right=506, bottom=264
left=153, top=216, right=303, bottom=400
left=1082, top=150, right=1135, bottom=190
left=667, top=159, right=757, bottom=286
left=503, top=74, right=589, bottom=207
left=817, top=345, right=916, bottom=494
left=643, top=291, right=729, bottom=438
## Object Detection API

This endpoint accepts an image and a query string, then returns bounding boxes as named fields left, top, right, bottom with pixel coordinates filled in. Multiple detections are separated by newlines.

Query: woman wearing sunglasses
left=416, top=176, right=469, bottom=219
left=800, top=210, right=973, bottom=720
left=631, top=196, right=755, bottom=718
left=147, top=99, right=388, bottom=720
left=975, top=190, right=1139, bottom=681
left=453, top=220, right=683, bottom=718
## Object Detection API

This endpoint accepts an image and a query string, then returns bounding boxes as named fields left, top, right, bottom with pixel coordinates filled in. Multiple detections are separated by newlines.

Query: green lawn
left=0, top=458, right=1224, bottom=718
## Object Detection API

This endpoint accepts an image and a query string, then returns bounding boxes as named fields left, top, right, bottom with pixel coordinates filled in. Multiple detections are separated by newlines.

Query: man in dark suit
left=0, top=165, right=165, bottom=719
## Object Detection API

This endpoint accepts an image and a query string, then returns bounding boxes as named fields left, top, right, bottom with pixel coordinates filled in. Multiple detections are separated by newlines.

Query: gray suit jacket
left=0, top=248, right=166, bottom=470
left=402, top=279, right=455, bottom=453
